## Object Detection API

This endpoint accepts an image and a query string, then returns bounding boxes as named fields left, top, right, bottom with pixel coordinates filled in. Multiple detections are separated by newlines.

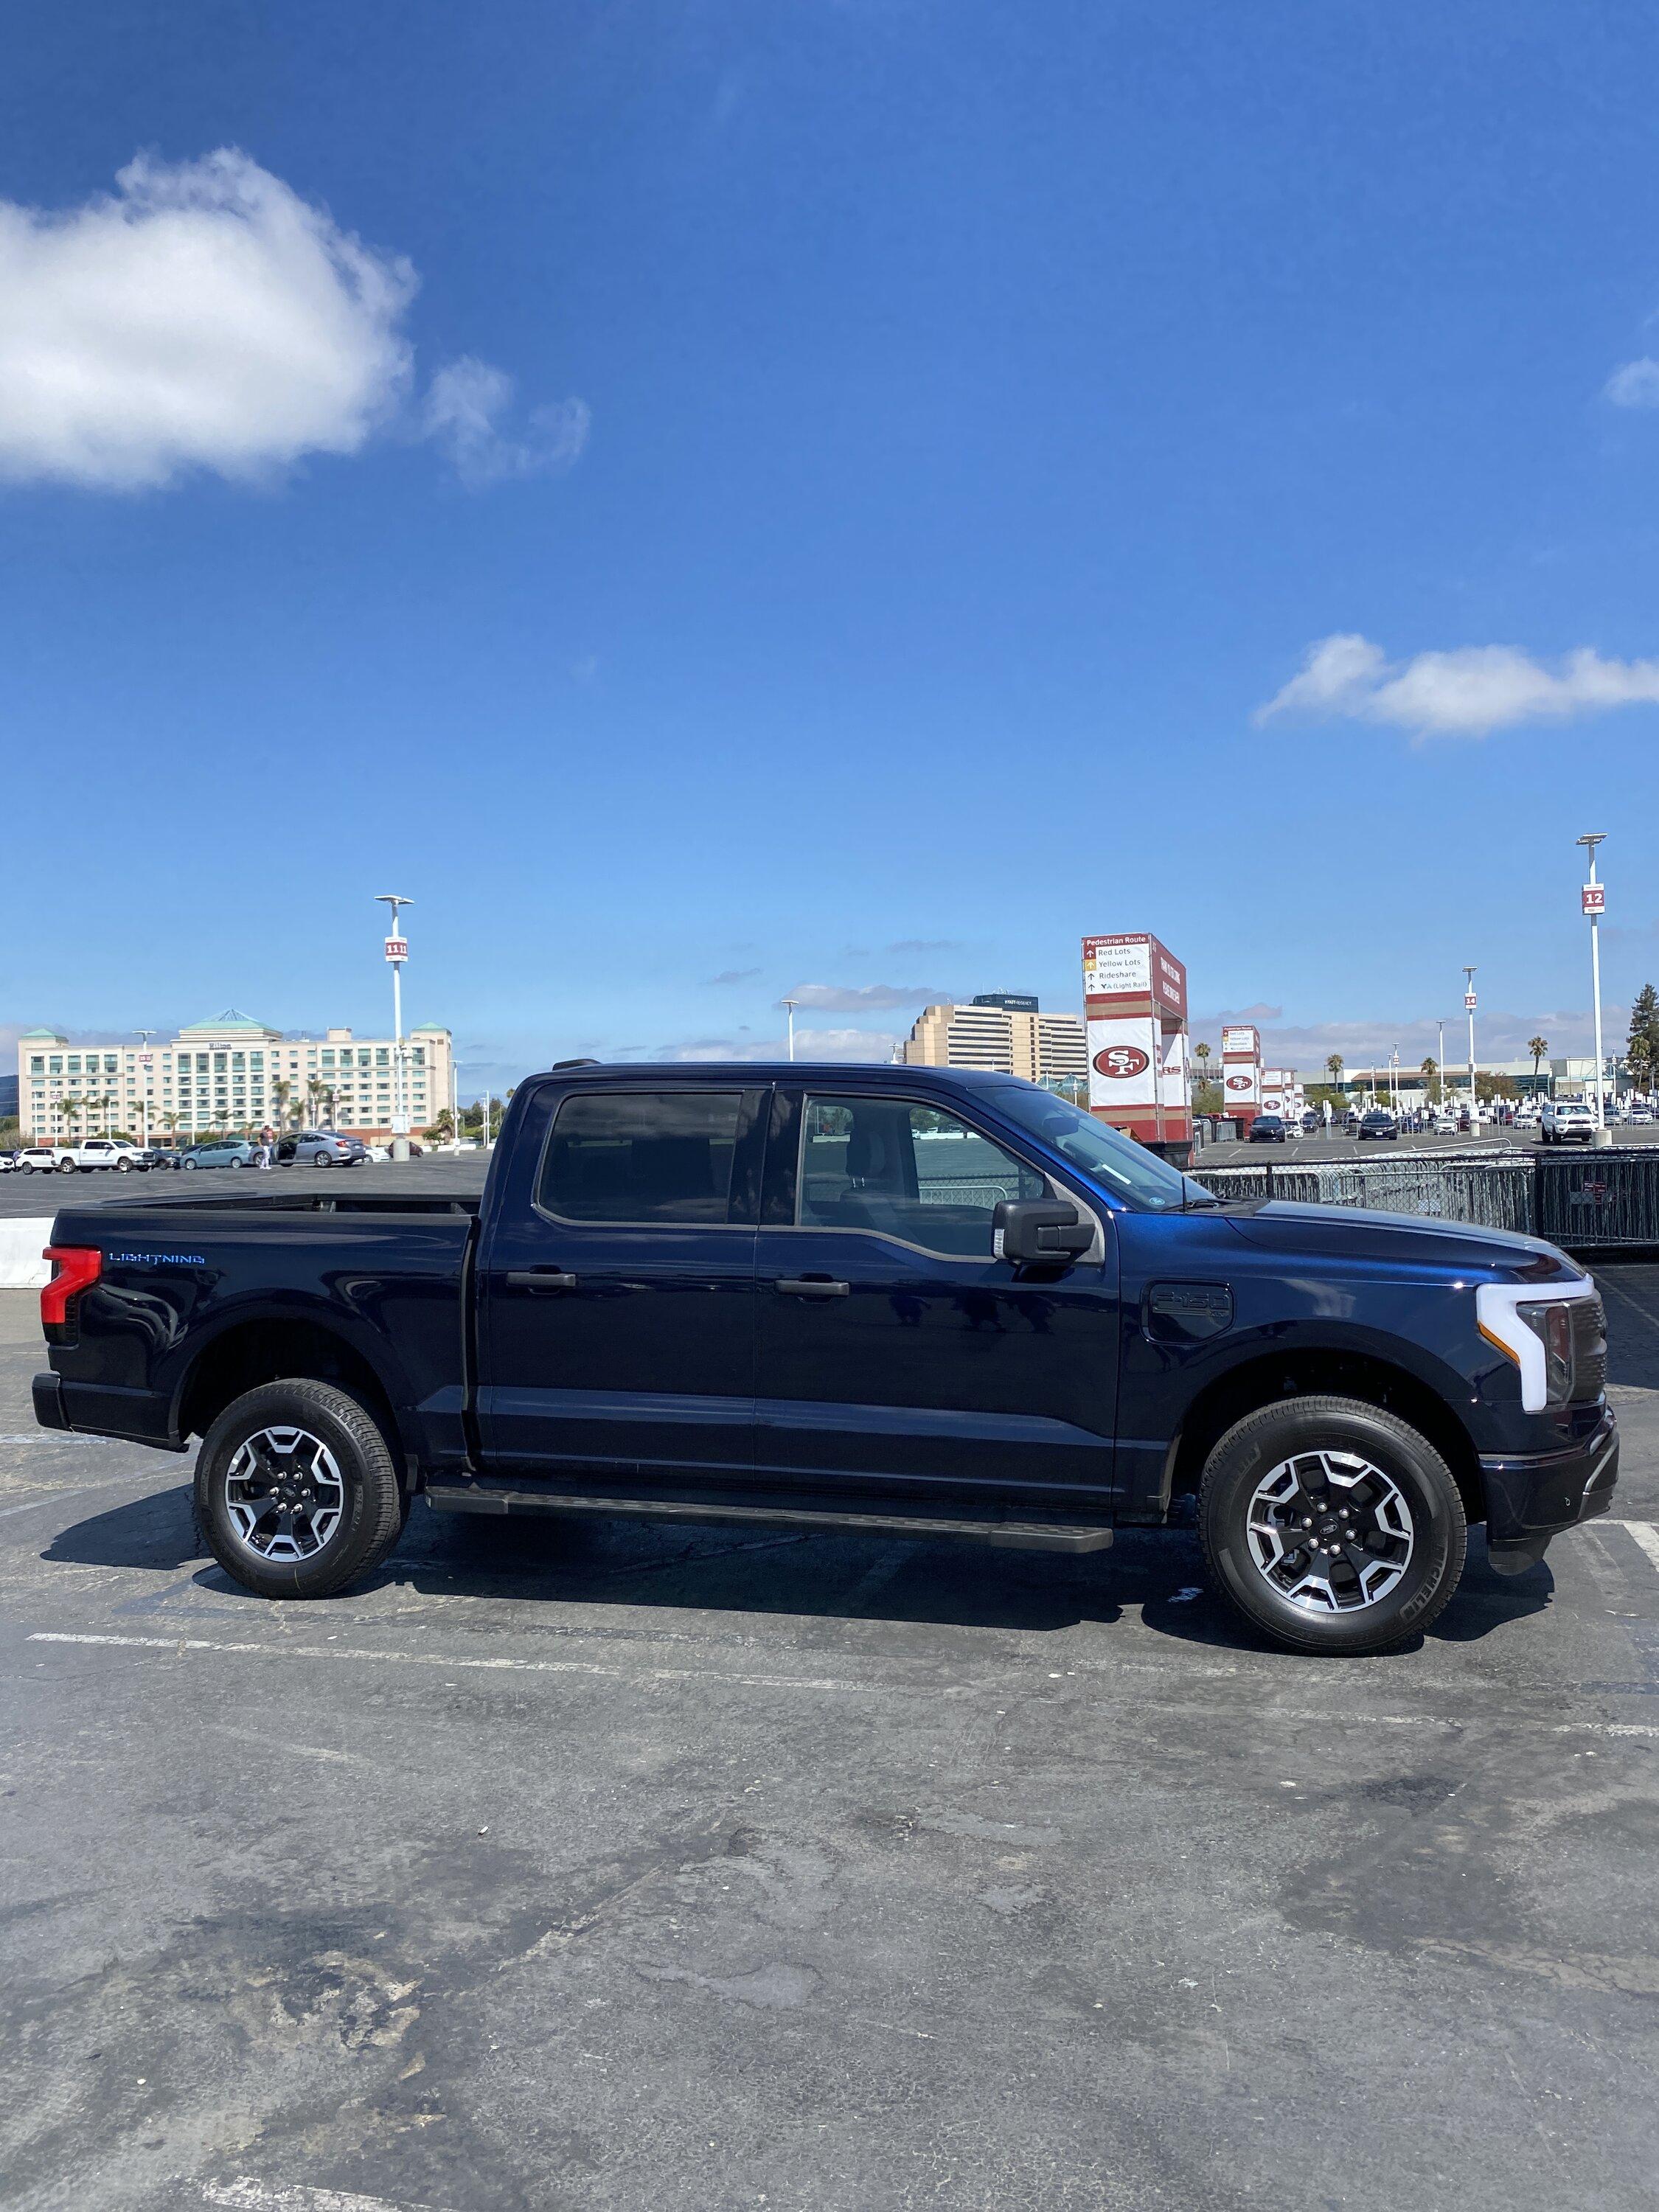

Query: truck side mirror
left=994, top=1199, right=1094, bottom=1267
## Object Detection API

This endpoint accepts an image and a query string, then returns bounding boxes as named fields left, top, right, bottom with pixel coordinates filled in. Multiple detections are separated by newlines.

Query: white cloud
left=1606, top=358, right=1659, bottom=408
left=662, top=1026, right=900, bottom=1063
left=421, top=356, right=590, bottom=490
left=780, top=982, right=947, bottom=1012
left=0, top=150, right=588, bottom=495
left=0, top=149, right=415, bottom=489
left=1256, top=633, right=1659, bottom=737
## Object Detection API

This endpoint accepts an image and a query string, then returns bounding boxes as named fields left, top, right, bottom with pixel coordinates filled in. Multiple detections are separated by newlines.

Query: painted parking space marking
left=1607, top=1518, right=1659, bottom=1572
left=26, top=1630, right=1659, bottom=1738
left=202, top=2179, right=454, bottom=2212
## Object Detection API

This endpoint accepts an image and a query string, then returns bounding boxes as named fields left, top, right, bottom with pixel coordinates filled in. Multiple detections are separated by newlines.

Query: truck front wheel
left=195, top=1378, right=406, bottom=1599
left=1198, top=1396, right=1467, bottom=1655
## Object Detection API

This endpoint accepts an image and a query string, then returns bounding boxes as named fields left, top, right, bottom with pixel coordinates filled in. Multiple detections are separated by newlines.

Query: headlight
left=1476, top=1281, right=1594, bottom=1411
left=1515, top=1301, right=1574, bottom=1406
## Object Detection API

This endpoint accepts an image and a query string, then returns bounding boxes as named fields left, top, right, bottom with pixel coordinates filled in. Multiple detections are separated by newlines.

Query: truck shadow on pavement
left=43, top=1484, right=1554, bottom=1653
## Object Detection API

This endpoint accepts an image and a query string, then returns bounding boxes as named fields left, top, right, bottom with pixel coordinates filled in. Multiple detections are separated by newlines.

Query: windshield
left=988, top=1085, right=1211, bottom=1213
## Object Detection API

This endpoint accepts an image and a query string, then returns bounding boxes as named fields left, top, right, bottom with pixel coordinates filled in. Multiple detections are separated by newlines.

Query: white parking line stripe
left=1607, top=1518, right=1659, bottom=1572
left=26, top=1630, right=1659, bottom=1737
left=202, top=2178, right=453, bottom=2212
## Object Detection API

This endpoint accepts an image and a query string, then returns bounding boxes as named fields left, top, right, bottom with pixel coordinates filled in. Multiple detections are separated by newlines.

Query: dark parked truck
left=33, top=1064, right=1618, bottom=1655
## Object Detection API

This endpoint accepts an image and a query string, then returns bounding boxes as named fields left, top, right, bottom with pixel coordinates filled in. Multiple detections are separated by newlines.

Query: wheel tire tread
left=1198, top=1394, right=1467, bottom=1655
left=195, top=1377, right=405, bottom=1600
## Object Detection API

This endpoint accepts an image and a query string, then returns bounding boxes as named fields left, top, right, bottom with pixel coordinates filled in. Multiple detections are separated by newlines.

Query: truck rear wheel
left=195, top=1378, right=406, bottom=1599
left=1198, top=1395, right=1466, bottom=1655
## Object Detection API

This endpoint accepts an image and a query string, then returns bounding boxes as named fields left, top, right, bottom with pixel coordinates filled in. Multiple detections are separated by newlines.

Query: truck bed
left=39, top=1194, right=478, bottom=1464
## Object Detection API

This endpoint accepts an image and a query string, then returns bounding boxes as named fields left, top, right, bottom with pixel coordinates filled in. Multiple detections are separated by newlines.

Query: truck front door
left=476, top=1081, right=768, bottom=1477
left=754, top=1088, right=1122, bottom=1506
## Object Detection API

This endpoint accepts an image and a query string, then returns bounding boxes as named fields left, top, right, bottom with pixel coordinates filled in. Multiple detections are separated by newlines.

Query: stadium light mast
left=375, top=894, right=413, bottom=1161
left=1463, top=967, right=1478, bottom=1127
left=1577, top=833, right=1609, bottom=1146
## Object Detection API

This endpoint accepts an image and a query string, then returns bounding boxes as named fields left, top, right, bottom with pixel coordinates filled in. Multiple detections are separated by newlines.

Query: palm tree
left=161, top=1110, right=181, bottom=1142
left=1420, top=1055, right=1438, bottom=1104
left=1326, top=1054, right=1343, bottom=1085
left=1529, top=1036, right=1550, bottom=1099
left=1194, top=1042, right=1211, bottom=1073
left=306, top=1077, right=327, bottom=1126
left=273, top=1078, right=292, bottom=1131
left=60, top=1094, right=82, bottom=1143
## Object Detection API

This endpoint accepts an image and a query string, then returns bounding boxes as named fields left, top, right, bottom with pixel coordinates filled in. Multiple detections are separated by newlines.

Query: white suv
left=1540, top=1100, right=1596, bottom=1145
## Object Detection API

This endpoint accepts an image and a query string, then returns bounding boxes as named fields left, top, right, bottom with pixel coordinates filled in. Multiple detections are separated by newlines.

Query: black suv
left=1358, top=1110, right=1398, bottom=1141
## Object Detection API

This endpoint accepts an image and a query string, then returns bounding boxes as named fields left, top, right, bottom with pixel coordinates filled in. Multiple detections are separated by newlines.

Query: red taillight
left=41, top=1245, right=101, bottom=1329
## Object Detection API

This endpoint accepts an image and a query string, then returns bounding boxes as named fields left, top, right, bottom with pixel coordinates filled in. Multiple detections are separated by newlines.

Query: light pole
left=784, top=998, right=798, bottom=1062
left=1437, top=1019, right=1445, bottom=1107
left=1577, top=832, right=1610, bottom=1147
left=137, top=1029, right=154, bottom=1147
left=1463, top=967, right=1478, bottom=1127
left=375, top=894, right=414, bottom=1161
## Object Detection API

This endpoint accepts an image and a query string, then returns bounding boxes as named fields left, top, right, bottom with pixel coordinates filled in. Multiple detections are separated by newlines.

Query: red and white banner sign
left=1582, top=883, right=1605, bottom=916
left=1464, top=991, right=1477, bottom=1009
left=385, top=937, right=409, bottom=962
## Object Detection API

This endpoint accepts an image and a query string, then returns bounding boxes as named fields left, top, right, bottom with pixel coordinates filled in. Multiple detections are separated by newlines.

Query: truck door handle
left=506, top=1270, right=577, bottom=1293
left=776, top=1276, right=849, bottom=1298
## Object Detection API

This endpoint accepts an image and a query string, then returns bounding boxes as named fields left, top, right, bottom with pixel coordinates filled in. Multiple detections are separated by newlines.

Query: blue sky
left=6, top=1, right=1659, bottom=1093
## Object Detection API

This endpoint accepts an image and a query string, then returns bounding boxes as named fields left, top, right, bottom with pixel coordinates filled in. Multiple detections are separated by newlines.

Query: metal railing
left=1186, top=1147, right=1659, bottom=1247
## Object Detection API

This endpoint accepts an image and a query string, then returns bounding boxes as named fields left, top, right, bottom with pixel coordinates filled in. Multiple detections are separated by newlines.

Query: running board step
left=422, top=1481, right=1113, bottom=1553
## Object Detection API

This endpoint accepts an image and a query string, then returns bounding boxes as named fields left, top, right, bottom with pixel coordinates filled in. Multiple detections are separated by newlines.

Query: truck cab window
left=799, top=1096, right=1045, bottom=1257
left=540, top=1091, right=743, bottom=1225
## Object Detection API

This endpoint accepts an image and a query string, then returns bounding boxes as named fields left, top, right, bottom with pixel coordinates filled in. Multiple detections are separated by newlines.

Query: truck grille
left=1572, top=1295, right=1607, bottom=1402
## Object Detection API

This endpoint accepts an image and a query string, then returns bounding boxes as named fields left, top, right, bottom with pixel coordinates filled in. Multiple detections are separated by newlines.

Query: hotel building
left=17, top=1010, right=453, bottom=1145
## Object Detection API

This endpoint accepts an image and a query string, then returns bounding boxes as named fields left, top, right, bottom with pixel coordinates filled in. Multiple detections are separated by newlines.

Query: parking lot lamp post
left=1577, top=833, right=1609, bottom=1146
left=375, top=894, right=414, bottom=1161
left=136, top=1031, right=155, bottom=1147
left=784, top=999, right=798, bottom=1062
left=1463, top=967, right=1478, bottom=1126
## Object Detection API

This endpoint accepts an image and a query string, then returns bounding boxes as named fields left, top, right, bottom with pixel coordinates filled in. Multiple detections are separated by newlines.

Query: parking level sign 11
left=384, top=936, right=408, bottom=961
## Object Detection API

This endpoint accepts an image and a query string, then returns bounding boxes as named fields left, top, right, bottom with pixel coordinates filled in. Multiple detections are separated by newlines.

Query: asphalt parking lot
left=4, top=1251, right=1659, bottom=2211
left=0, top=1154, right=490, bottom=1220
left=1198, top=1122, right=1659, bottom=1168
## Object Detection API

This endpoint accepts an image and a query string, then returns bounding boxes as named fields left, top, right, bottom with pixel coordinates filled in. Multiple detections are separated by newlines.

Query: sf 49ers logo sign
left=1094, top=1045, right=1150, bottom=1079
left=1225, top=1074, right=1251, bottom=1091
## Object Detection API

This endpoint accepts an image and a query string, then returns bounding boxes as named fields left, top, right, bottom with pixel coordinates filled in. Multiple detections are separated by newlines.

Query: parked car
left=136, top=1146, right=184, bottom=1171
left=276, top=1130, right=366, bottom=1168
left=54, top=1138, right=148, bottom=1173
left=13, top=1147, right=65, bottom=1174
left=1248, top=1113, right=1287, bottom=1144
left=1357, top=1110, right=1398, bottom=1141
left=33, top=1060, right=1618, bottom=1657
left=1301, top=1111, right=1321, bottom=1134
left=1626, top=1104, right=1655, bottom=1126
left=183, top=1138, right=258, bottom=1169
left=1433, top=1111, right=1459, bottom=1135
left=1540, top=1100, right=1597, bottom=1145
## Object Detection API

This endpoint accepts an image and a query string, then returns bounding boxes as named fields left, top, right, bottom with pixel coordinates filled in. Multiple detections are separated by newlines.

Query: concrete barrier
left=0, top=1220, right=53, bottom=1290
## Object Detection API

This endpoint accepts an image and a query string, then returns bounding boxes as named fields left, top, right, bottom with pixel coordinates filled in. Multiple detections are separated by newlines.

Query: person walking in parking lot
left=257, top=1123, right=274, bottom=1169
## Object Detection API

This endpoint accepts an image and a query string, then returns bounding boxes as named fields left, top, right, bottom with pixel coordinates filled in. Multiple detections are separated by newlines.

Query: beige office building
left=18, top=1010, right=453, bottom=1144
left=902, top=998, right=1088, bottom=1084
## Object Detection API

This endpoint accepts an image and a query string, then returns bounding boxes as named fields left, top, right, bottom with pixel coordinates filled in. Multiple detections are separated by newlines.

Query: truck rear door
left=476, top=1079, right=768, bottom=1477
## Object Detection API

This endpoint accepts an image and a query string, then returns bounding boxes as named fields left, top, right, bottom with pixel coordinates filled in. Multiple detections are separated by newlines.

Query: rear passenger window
left=540, top=1092, right=742, bottom=1225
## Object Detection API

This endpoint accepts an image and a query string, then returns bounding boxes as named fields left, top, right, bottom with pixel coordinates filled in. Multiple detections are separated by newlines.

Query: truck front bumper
left=1478, top=1405, right=1618, bottom=1574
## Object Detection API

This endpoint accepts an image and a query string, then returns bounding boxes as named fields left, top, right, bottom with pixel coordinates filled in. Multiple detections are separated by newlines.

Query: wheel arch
left=174, top=1310, right=411, bottom=1477
left=1164, top=1346, right=1484, bottom=1524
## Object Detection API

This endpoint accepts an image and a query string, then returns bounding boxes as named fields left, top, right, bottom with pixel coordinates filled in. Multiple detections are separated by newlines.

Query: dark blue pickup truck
left=34, top=1062, right=1617, bottom=1654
